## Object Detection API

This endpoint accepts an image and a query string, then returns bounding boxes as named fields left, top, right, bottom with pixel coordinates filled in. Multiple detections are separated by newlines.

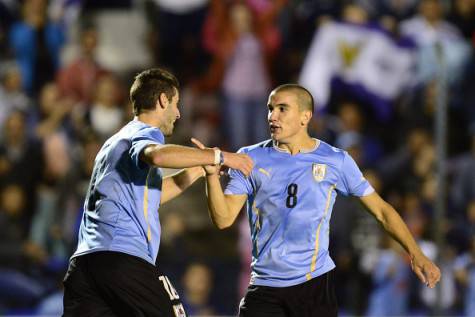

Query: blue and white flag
left=299, top=21, right=416, bottom=120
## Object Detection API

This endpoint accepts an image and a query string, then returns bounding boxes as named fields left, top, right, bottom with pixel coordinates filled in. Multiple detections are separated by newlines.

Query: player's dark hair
left=130, top=68, right=179, bottom=116
left=273, top=84, right=315, bottom=113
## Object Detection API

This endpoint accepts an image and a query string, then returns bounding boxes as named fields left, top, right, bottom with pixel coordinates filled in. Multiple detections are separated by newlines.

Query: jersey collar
left=272, top=138, right=320, bottom=154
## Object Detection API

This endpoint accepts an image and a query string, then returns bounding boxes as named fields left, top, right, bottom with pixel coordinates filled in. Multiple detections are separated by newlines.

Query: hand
left=222, top=151, right=254, bottom=177
left=190, top=138, right=221, bottom=176
left=410, top=254, right=441, bottom=288
left=191, top=138, right=254, bottom=177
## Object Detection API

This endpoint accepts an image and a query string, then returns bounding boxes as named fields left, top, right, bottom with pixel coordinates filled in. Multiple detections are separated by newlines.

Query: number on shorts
left=159, top=276, right=180, bottom=300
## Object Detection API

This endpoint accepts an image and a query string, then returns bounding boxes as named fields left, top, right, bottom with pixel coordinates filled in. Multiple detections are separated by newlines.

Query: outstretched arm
left=359, top=192, right=441, bottom=288
left=140, top=143, right=253, bottom=175
left=160, top=166, right=205, bottom=204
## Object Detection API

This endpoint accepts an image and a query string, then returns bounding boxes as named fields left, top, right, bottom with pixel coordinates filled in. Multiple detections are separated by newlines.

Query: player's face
left=162, top=90, right=180, bottom=136
left=267, top=91, right=305, bottom=143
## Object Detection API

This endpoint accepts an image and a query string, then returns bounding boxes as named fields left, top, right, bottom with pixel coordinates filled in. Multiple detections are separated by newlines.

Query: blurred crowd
left=0, top=0, right=475, bottom=316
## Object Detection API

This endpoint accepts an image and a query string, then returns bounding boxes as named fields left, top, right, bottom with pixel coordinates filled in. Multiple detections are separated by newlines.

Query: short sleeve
left=336, top=151, right=374, bottom=197
left=224, top=148, right=253, bottom=196
left=129, top=127, right=165, bottom=169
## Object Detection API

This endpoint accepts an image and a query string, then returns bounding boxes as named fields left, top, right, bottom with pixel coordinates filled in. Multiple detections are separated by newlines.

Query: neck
left=136, top=112, right=162, bottom=129
left=275, top=134, right=317, bottom=155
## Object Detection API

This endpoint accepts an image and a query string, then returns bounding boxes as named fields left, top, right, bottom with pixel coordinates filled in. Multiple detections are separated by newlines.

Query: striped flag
left=299, top=21, right=416, bottom=120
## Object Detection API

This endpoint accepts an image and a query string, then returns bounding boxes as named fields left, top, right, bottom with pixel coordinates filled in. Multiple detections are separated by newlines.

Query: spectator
left=334, top=101, right=383, bottom=168
left=87, top=75, right=124, bottom=140
left=366, top=236, right=411, bottom=316
left=400, top=0, right=472, bottom=86
left=0, top=184, right=46, bottom=309
left=0, top=61, right=31, bottom=131
left=199, top=0, right=285, bottom=150
left=57, top=23, right=109, bottom=108
left=9, top=0, right=65, bottom=96
left=150, top=0, right=209, bottom=82
left=181, top=262, right=216, bottom=316
left=0, top=110, right=44, bottom=228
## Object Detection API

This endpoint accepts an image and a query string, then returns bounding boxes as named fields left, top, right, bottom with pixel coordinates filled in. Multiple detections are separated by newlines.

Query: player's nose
left=268, top=111, right=278, bottom=122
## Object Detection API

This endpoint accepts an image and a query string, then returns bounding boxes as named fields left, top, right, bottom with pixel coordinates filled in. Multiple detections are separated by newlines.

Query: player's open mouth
left=270, top=124, right=280, bottom=133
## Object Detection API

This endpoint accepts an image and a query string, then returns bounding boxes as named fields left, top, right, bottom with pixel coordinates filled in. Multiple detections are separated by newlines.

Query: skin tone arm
left=141, top=139, right=253, bottom=204
left=160, top=166, right=204, bottom=204
left=204, top=172, right=247, bottom=229
left=141, top=144, right=252, bottom=173
left=191, top=138, right=247, bottom=228
left=359, top=192, right=441, bottom=288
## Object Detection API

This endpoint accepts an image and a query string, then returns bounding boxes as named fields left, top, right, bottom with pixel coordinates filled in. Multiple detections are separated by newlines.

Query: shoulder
left=237, top=139, right=273, bottom=155
left=315, top=140, right=354, bottom=174
left=317, top=140, right=347, bottom=160
left=127, top=121, right=165, bottom=143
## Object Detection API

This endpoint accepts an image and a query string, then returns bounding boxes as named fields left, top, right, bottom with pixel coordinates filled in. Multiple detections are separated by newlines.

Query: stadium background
left=0, top=0, right=474, bottom=316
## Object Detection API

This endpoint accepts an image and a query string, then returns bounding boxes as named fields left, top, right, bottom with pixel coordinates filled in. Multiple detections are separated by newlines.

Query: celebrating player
left=194, top=84, right=441, bottom=317
left=62, top=68, right=253, bottom=317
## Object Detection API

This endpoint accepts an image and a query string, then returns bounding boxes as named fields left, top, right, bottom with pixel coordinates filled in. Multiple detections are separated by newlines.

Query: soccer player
left=62, top=68, right=253, bottom=317
left=194, top=84, right=441, bottom=317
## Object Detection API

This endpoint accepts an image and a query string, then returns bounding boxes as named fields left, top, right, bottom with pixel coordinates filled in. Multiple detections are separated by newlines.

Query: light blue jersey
left=73, top=120, right=165, bottom=265
left=225, top=139, right=374, bottom=287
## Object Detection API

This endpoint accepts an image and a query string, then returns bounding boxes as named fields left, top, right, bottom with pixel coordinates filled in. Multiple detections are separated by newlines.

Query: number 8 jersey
left=224, top=139, right=374, bottom=287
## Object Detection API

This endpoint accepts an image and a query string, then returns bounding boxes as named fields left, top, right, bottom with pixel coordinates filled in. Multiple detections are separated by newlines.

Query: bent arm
left=160, top=167, right=205, bottom=204
left=359, top=192, right=441, bottom=288
left=205, top=173, right=247, bottom=229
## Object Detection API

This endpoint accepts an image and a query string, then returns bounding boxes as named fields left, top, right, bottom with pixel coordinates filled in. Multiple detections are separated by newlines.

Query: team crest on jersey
left=312, top=163, right=326, bottom=182
left=173, top=304, right=186, bottom=317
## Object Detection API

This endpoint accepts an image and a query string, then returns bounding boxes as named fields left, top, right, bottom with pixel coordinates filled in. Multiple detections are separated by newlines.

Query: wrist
left=219, top=150, right=224, bottom=165
left=213, top=148, right=224, bottom=166
left=409, top=249, right=424, bottom=260
left=221, top=151, right=227, bottom=166
left=205, top=170, right=219, bottom=177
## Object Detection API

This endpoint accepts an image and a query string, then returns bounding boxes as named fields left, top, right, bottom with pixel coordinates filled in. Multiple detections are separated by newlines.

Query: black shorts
left=62, top=251, right=187, bottom=317
left=239, top=270, right=338, bottom=317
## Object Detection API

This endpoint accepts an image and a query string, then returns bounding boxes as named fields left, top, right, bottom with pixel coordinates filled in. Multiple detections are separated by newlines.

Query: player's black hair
left=130, top=68, right=179, bottom=116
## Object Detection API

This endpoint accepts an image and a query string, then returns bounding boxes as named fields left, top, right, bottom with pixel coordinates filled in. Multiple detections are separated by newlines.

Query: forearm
left=161, top=166, right=204, bottom=204
left=362, top=192, right=440, bottom=288
left=144, top=144, right=216, bottom=168
left=205, top=174, right=237, bottom=229
left=378, top=204, right=424, bottom=258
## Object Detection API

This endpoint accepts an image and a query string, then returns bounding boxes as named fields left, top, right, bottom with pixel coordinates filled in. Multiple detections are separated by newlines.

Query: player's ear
left=301, top=110, right=312, bottom=126
left=158, top=93, right=169, bottom=109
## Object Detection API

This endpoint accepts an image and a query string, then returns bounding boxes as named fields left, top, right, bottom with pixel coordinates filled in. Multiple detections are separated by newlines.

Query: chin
left=162, top=126, right=174, bottom=136
left=271, top=134, right=283, bottom=141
